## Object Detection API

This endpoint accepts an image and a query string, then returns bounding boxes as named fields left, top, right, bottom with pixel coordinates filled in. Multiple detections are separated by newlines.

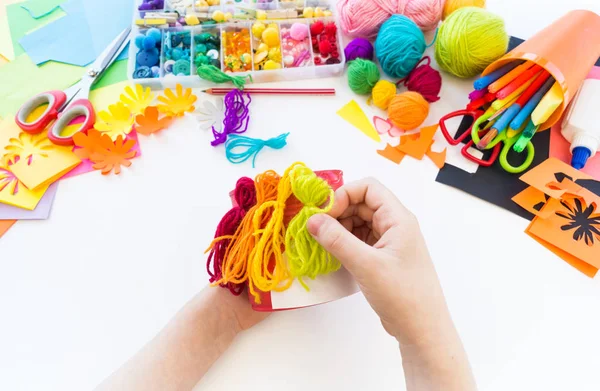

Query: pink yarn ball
left=290, top=23, right=309, bottom=41
left=337, top=0, right=444, bottom=38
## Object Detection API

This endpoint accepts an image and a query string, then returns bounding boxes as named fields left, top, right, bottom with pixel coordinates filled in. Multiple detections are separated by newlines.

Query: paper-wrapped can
left=483, top=10, right=600, bottom=130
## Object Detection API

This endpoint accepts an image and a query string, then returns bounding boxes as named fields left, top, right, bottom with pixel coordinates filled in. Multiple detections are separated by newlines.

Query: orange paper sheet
left=0, top=219, right=16, bottom=238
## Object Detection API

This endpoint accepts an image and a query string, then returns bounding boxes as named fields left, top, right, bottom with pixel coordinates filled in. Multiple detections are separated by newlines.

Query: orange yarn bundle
left=212, top=170, right=279, bottom=291
left=388, top=91, right=430, bottom=130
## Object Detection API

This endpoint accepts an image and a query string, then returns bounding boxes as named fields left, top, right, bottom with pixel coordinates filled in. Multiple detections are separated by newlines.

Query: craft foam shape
left=482, top=10, right=600, bottom=129
left=397, top=125, right=438, bottom=159
left=377, top=144, right=406, bottom=164
left=426, top=148, right=447, bottom=169
left=0, top=181, right=58, bottom=219
left=0, top=120, right=81, bottom=190
left=373, top=116, right=403, bottom=137
left=0, top=220, right=16, bottom=239
left=20, top=0, right=63, bottom=18
left=337, top=100, right=381, bottom=142
left=18, top=0, right=131, bottom=66
left=135, top=106, right=174, bottom=135
left=0, top=164, right=51, bottom=210
left=73, top=129, right=136, bottom=175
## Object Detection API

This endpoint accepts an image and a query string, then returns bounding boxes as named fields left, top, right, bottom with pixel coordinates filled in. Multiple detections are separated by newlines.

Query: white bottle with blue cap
left=561, top=79, right=600, bottom=169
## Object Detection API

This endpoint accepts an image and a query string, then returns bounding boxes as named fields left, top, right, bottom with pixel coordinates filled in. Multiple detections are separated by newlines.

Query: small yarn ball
left=399, top=56, right=442, bottom=102
left=337, top=0, right=444, bottom=38
left=290, top=23, right=309, bottom=41
left=442, top=0, right=486, bottom=20
left=388, top=91, right=429, bottom=130
left=435, top=7, right=509, bottom=78
left=371, top=80, right=397, bottom=110
left=375, top=15, right=427, bottom=79
left=347, top=59, right=381, bottom=95
left=344, top=38, right=374, bottom=62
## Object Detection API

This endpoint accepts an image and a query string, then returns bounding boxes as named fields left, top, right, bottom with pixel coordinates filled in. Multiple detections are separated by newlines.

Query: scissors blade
left=85, top=27, right=132, bottom=84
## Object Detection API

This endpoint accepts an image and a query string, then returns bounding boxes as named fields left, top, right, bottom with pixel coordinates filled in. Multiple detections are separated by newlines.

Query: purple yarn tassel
left=211, top=89, right=252, bottom=146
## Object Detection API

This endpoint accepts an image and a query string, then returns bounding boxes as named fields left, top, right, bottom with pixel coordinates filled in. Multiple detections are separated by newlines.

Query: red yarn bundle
left=397, top=56, right=442, bottom=103
left=206, top=177, right=256, bottom=295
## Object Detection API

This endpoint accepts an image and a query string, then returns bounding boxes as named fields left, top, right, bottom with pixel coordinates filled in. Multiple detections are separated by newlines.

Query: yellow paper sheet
left=0, top=119, right=81, bottom=190
left=337, top=100, right=381, bottom=143
left=0, top=163, right=49, bottom=210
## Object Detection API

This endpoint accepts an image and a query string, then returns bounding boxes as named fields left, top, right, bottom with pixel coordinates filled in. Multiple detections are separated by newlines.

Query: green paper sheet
left=93, top=60, right=129, bottom=90
left=0, top=54, right=81, bottom=118
left=0, top=0, right=23, bottom=60
left=6, top=1, right=66, bottom=57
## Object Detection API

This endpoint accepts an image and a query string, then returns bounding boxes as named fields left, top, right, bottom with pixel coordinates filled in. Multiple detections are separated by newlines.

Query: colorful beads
left=193, top=30, right=221, bottom=69
left=311, top=21, right=340, bottom=66
left=251, top=22, right=282, bottom=71
left=163, top=31, right=191, bottom=76
left=281, top=22, right=312, bottom=68
left=222, top=27, right=252, bottom=72
left=134, top=29, right=162, bottom=79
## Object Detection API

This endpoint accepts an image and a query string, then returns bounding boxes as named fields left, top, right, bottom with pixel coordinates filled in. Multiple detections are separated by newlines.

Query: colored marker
left=509, top=78, right=555, bottom=130
left=531, top=82, right=563, bottom=126
left=491, top=77, right=536, bottom=111
left=473, top=61, right=522, bottom=90
left=502, top=71, right=551, bottom=134
left=469, top=88, right=487, bottom=101
left=513, top=120, right=540, bottom=153
left=488, top=61, right=535, bottom=94
left=495, top=65, right=543, bottom=100
left=477, top=103, right=521, bottom=149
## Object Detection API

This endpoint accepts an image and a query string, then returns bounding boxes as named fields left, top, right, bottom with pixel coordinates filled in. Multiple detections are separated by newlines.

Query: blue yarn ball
left=375, top=15, right=427, bottom=79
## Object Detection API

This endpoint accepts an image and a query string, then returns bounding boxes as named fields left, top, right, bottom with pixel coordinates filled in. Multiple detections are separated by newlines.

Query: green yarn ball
left=347, top=58, right=381, bottom=95
left=435, top=7, right=509, bottom=78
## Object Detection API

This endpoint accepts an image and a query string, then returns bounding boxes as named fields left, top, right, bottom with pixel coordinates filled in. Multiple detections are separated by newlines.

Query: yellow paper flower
left=3, top=132, right=54, bottom=166
left=157, top=84, right=197, bottom=117
left=94, top=102, right=134, bottom=141
left=120, top=84, right=155, bottom=116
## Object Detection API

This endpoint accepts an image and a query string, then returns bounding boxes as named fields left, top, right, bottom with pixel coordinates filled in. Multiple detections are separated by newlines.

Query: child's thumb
left=307, top=213, right=375, bottom=275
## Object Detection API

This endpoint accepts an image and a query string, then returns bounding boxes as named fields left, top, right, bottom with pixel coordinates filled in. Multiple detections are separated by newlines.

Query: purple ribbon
left=211, top=89, right=252, bottom=146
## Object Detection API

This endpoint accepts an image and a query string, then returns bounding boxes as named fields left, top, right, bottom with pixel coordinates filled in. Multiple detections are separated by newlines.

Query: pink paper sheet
left=62, top=131, right=142, bottom=179
left=550, top=66, right=600, bottom=179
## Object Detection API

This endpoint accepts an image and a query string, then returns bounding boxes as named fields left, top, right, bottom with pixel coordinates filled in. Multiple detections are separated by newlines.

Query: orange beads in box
left=222, top=27, right=252, bottom=73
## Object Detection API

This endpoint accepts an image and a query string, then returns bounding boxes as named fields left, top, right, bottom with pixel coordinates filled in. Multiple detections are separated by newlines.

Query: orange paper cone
left=483, top=10, right=600, bottom=129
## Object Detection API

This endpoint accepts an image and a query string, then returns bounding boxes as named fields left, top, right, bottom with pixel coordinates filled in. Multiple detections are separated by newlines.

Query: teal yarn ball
left=347, top=58, right=381, bottom=95
left=375, top=15, right=427, bottom=79
left=435, top=7, right=509, bottom=78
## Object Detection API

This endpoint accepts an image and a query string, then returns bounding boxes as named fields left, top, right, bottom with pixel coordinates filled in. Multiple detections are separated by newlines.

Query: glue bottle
left=561, top=79, right=600, bottom=169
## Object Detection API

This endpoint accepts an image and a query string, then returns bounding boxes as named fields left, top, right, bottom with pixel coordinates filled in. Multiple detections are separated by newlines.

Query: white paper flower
left=190, top=99, right=225, bottom=132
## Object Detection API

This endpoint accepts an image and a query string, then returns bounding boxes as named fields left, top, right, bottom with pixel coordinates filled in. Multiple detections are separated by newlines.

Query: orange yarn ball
left=387, top=92, right=429, bottom=130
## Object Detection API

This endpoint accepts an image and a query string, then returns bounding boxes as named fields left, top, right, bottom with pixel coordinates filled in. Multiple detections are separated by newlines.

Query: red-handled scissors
left=15, top=27, right=131, bottom=146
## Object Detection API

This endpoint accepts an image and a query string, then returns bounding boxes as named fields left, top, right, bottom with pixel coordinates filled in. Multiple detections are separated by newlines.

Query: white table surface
left=2, top=1, right=600, bottom=390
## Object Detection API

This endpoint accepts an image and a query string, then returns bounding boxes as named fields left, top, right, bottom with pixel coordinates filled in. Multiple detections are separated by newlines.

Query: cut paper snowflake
left=157, top=84, right=197, bottom=117
left=89, top=134, right=137, bottom=175
left=120, top=84, right=155, bottom=116
left=94, top=102, right=134, bottom=141
left=135, top=106, right=174, bottom=135
left=191, top=99, right=225, bottom=132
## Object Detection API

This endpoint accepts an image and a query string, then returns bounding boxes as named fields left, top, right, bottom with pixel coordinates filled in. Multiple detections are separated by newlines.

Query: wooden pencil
left=202, top=88, right=336, bottom=96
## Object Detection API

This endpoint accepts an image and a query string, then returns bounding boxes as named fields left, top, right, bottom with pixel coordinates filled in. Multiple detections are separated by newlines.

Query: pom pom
left=398, top=56, right=442, bottom=102
left=344, top=38, right=374, bottom=62
left=318, top=39, right=332, bottom=56
left=435, top=7, right=508, bottom=78
left=443, top=0, right=486, bottom=20
left=290, top=22, right=309, bottom=41
left=337, top=0, right=444, bottom=38
left=142, top=36, right=156, bottom=50
left=310, top=20, right=324, bottom=36
left=388, top=91, right=429, bottom=130
left=347, top=59, right=380, bottom=95
left=370, top=80, right=397, bottom=110
left=134, top=34, right=145, bottom=49
left=375, top=15, right=427, bottom=78
left=324, top=22, right=337, bottom=37
left=146, top=28, right=162, bottom=42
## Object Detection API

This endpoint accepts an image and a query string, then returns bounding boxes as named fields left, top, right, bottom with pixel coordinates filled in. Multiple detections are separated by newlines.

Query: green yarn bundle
left=435, top=7, right=509, bottom=78
left=347, top=59, right=381, bottom=95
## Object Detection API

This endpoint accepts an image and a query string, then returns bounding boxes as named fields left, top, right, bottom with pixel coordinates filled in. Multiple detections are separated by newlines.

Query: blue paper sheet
left=20, top=0, right=64, bottom=19
left=19, top=0, right=131, bottom=67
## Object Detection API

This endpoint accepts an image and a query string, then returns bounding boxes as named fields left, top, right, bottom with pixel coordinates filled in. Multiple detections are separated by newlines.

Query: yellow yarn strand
left=248, top=162, right=304, bottom=302
left=285, top=165, right=339, bottom=291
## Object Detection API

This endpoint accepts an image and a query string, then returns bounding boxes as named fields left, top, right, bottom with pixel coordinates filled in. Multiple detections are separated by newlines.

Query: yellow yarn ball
left=442, top=0, right=486, bottom=20
left=371, top=80, right=397, bottom=110
left=435, top=7, right=508, bottom=78
left=388, top=92, right=429, bottom=130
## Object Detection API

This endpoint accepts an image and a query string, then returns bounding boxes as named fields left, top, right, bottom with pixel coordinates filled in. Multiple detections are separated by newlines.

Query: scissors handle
left=48, top=99, right=96, bottom=146
left=499, top=137, right=535, bottom=174
left=461, top=134, right=502, bottom=167
left=439, top=109, right=484, bottom=146
left=15, top=91, right=67, bottom=134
